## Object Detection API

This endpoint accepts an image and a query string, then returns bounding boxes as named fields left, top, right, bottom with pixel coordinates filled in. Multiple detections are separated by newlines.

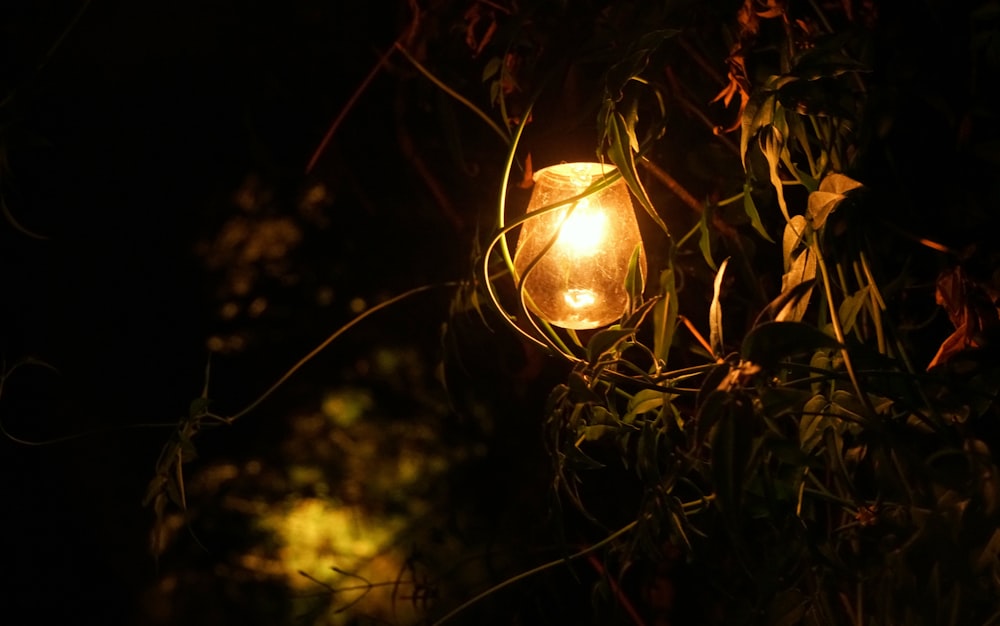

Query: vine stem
left=430, top=519, right=638, bottom=626
left=226, top=282, right=458, bottom=423
left=811, top=240, right=877, bottom=419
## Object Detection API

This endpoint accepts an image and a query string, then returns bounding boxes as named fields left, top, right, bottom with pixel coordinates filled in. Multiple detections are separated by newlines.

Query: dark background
left=1, top=2, right=495, bottom=624
left=4, top=1, right=999, bottom=625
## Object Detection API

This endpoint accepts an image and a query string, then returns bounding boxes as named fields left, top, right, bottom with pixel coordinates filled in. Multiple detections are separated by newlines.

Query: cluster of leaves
left=458, top=0, right=1000, bottom=624
left=131, top=0, right=1000, bottom=623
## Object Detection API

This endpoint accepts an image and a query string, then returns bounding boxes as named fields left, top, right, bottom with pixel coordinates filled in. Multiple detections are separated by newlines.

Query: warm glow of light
left=556, top=201, right=607, bottom=257
left=513, top=162, right=646, bottom=329
left=563, top=288, right=597, bottom=309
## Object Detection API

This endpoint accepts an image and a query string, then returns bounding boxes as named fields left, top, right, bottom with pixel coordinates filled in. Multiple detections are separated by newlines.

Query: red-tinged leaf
left=519, top=153, right=534, bottom=189
left=927, top=321, right=975, bottom=370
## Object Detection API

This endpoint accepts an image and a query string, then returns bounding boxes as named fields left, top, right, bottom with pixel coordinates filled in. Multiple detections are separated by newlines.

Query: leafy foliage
left=16, top=0, right=989, bottom=624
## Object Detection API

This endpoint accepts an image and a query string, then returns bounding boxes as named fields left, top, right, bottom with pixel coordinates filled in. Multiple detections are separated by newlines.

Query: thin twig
left=227, top=282, right=459, bottom=423
left=585, top=553, right=647, bottom=626
left=430, top=519, right=638, bottom=626
left=639, top=158, right=703, bottom=215
left=305, top=41, right=401, bottom=174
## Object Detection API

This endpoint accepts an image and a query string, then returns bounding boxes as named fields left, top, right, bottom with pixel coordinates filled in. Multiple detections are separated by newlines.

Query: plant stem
left=394, top=42, right=510, bottom=146
left=227, top=282, right=458, bottom=423
left=811, top=239, right=877, bottom=420
left=430, top=520, right=638, bottom=626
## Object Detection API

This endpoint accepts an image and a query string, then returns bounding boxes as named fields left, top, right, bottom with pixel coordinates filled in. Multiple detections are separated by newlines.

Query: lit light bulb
left=513, top=162, right=646, bottom=330
left=556, top=200, right=606, bottom=257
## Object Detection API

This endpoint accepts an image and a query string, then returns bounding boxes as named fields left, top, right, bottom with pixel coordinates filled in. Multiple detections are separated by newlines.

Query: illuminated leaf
left=778, top=256, right=816, bottom=323
left=625, top=243, right=645, bottom=313
left=800, top=394, right=831, bottom=452
left=806, top=190, right=844, bottom=230
left=778, top=216, right=815, bottom=322
left=607, top=111, right=670, bottom=236
left=582, top=424, right=618, bottom=441
left=625, top=389, right=666, bottom=423
left=761, top=126, right=791, bottom=221
left=586, top=328, right=636, bottom=363
left=653, top=269, right=679, bottom=364
left=838, top=285, right=870, bottom=335
left=819, top=172, right=863, bottom=195
left=741, top=91, right=777, bottom=168
left=710, top=258, right=730, bottom=358
left=782, top=215, right=810, bottom=271
left=755, top=279, right=816, bottom=325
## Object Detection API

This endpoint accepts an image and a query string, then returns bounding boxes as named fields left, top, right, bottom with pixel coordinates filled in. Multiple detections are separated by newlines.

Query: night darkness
left=1, top=2, right=487, bottom=624
left=4, top=1, right=1000, bottom=626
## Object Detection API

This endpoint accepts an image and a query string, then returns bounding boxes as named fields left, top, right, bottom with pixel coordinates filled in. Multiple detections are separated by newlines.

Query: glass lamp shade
left=513, top=162, right=646, bottom=330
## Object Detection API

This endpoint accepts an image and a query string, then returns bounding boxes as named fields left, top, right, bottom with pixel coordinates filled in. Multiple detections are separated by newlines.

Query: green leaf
left=741, top=91, right=778, bottom=168
left=742, top=181, right=774, bottom=242
left=606, top=111, right=670, bottom=236
left=653, top=269, right=679, bottom=364
left=806, top=173, right=862, bottom=229
left=586, top=328, right=637, bottom=363
left=838, top=285, right=870, bottom=335
left=709, top=258, right=730, bottom=358
left=778, top=216, right=816, bottom=322
left=625, top=389, right=666, bottom=423
left=800, top=394, right=831, bottom=452
left=782, top=215, right=810, bottom=271
left=589, top=405, right=618, bottom=425
left=622, top=295, right=658, bottom=330
left=562, top=444, right=606, bottom=471
left=481, top=56, right=502, bottom=82
left=581, top=424, right=618, bottom=441
left=761, top=125, right=791, bottom=222
left=741, top=322, right=841, bottom=368
left=698, top=202, right=717, bottom=270
left=625, top=243, right=645, bottom=313
left=755, top=278, right=816, bottom=326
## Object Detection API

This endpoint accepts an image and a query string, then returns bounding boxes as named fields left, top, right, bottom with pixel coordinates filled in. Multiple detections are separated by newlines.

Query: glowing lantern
left=513, top=162, right=646, bottom=329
